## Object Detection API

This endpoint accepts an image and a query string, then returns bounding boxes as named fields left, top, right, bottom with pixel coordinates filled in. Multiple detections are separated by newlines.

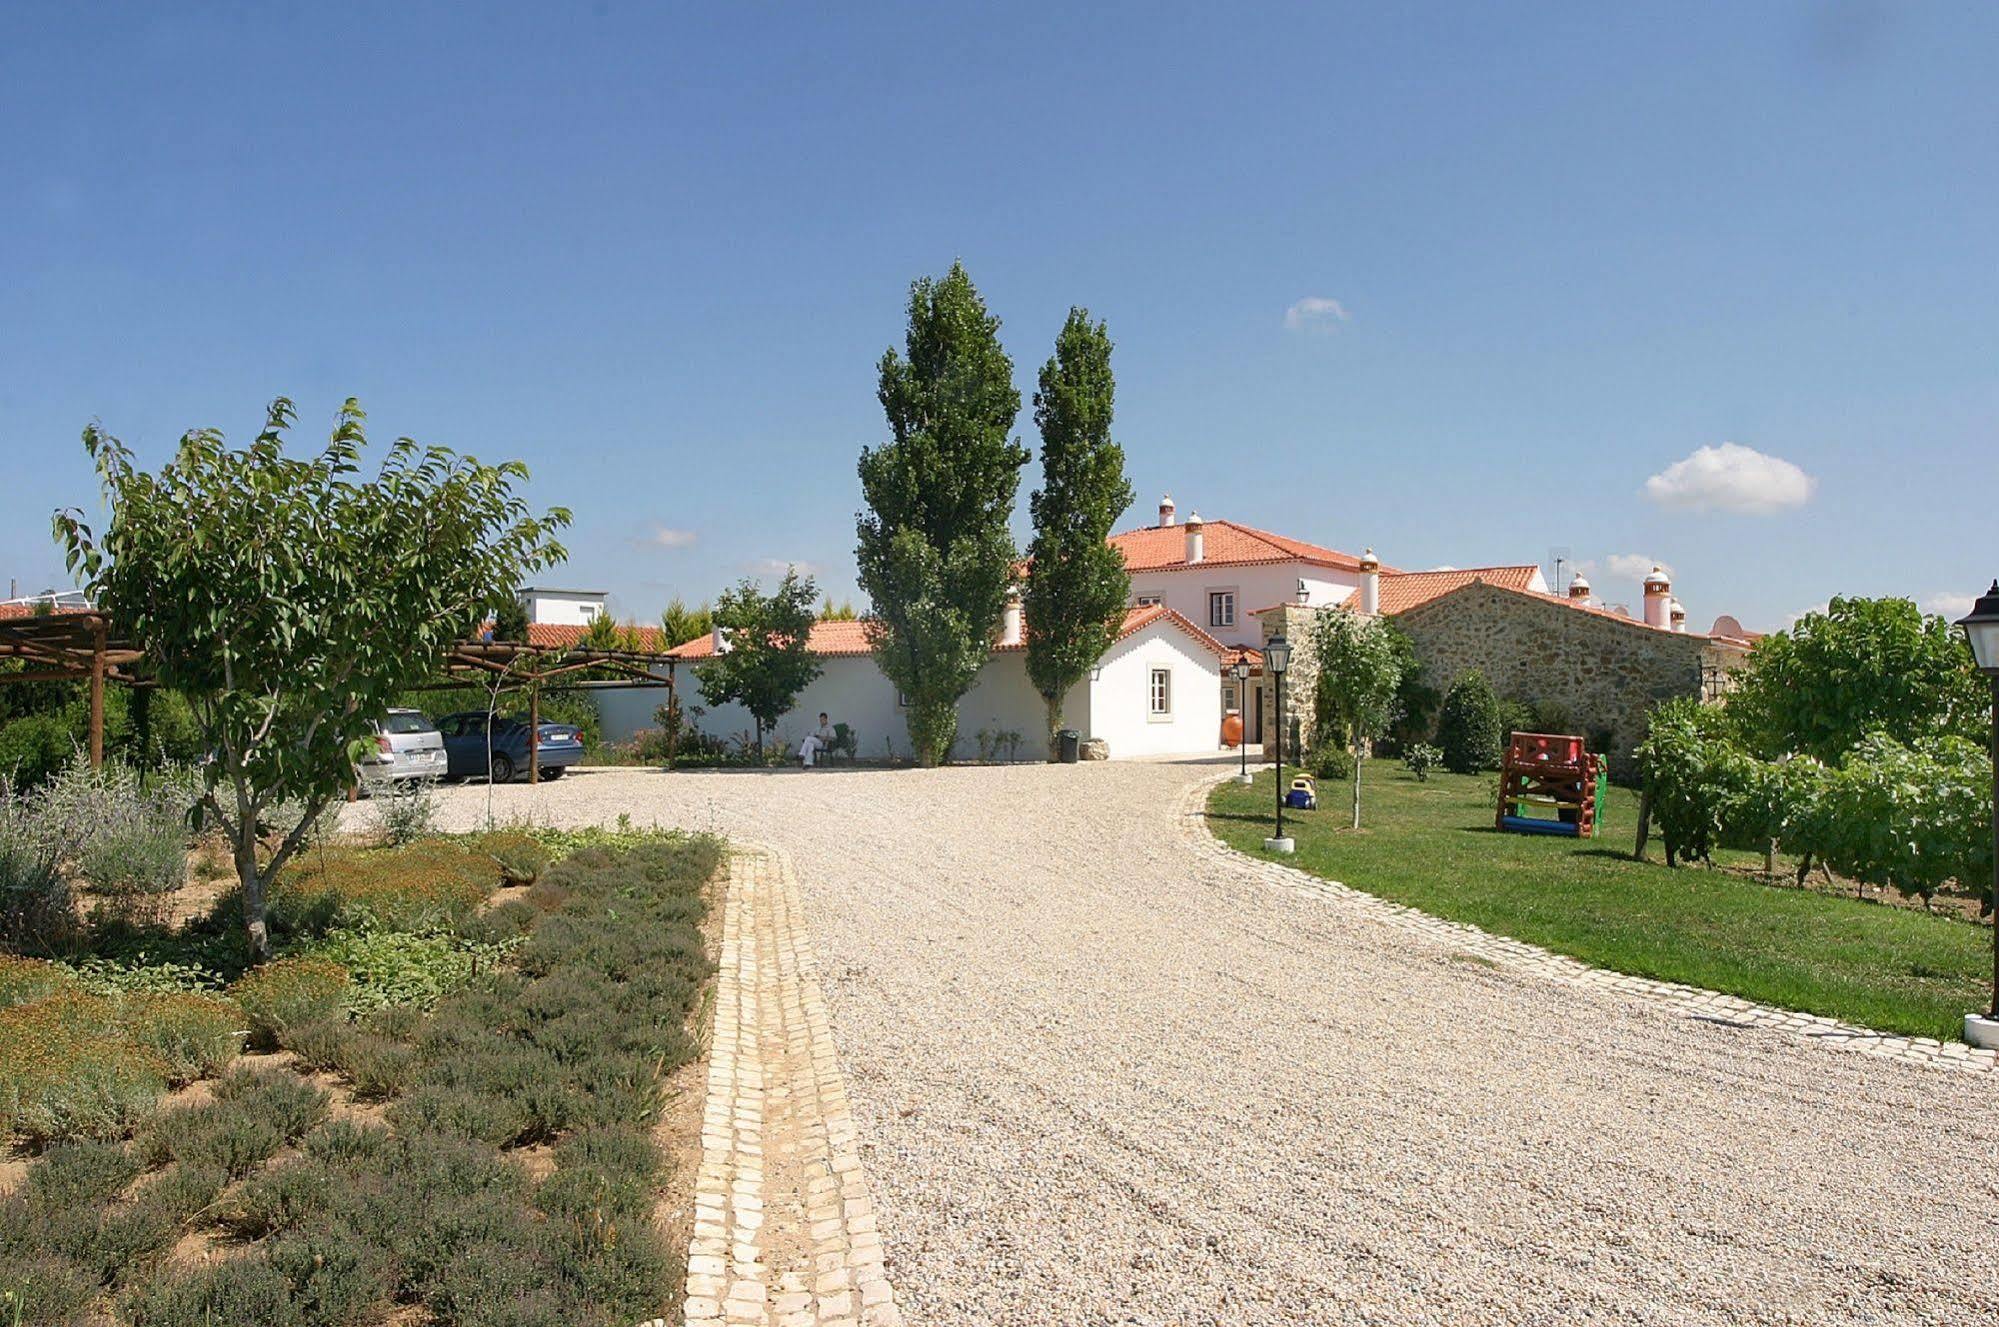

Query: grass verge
left=1208, top=767, right=1990, bottom=1041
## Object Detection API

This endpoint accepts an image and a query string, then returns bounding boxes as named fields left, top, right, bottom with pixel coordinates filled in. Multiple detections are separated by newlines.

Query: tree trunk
left=1351, top=737, right=1363, bottom=830
left=1763, top=839, right=1776, bottom=877
left=1044, top=693, right=1064, bottom=761
left=233, top=836, right=272, bottom=963
left=1794, top=849, right=1815, bottom=886
left=1633, top=786, right=1653, bottom=862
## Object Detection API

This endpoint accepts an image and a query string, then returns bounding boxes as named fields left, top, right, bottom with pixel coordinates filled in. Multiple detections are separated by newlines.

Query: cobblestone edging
left=1179, top=773, right=1998, bottom=1077
left=676, top=844, right=903, bottom=1327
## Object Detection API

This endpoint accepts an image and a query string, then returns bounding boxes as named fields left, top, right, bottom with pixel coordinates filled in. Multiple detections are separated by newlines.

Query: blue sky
left=4, top=2, right=1994, bottom=633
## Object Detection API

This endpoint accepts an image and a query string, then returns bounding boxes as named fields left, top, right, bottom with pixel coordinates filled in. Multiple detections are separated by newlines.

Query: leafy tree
left=1435, top=670, right=1503, bottom=774
left=1382, top=621, right=1437, bottom=752
left=1815, top=733, right=1993, bottom=910
left=1636, top=696, right=1757, bottom=866
left=1730, top=596, right=1985, bottom=762
left=489, top=593, right=529, bottom=643
left=1308, top=608, right=1405, bottom=827
left=818, top=597, right=859, bottom=621
left=694, top=568, right=823, bottom=753
left=1023, top=308, right=1135, bottom=754
left=856, top=263, right=1028, bottom=765
left=660, top=597, right=714, bottom=649
left=53, top=397, right=568, bottom=960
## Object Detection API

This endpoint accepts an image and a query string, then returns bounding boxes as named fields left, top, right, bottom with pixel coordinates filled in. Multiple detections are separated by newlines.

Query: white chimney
left=711, top=625, right=732, bottom=654
left=1670, top=598, right=1687, bottom=633
left=1642, top=566, right=1672, bottom=629
left=1158, top=493, right=1177, bottom=527
left=1358, top=548, right=1380, bottom=616
left=1185, top=511, right=1204, bottom=565
left=1000, top=585, right=1023, bottom=646
left=1567, top=572, right=1592, bottom=608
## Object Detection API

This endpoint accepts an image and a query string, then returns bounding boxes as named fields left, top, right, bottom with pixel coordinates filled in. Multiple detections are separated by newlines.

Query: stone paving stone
left=680, top=847, right=906, bottom=1327
left=1178, top=773, right=1998, bottom=1078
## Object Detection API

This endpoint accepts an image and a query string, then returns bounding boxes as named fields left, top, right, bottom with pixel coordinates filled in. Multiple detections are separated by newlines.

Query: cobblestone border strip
left=1178, top=772, right=1997, bottom=1077
left=676, top=844, right=904, bottom=1327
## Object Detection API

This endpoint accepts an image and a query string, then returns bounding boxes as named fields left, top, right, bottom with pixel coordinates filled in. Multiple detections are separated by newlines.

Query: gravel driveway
left=407, top=762, right=1998, bottom=1327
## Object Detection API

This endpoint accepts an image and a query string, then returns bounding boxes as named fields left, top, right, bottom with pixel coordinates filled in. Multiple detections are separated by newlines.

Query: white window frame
left=1207, top=588, right=1237, bottom=629
left=577, top=603, right=600, bottom=621
left=1134, top=593, right=1163, bottom=607
left=1148, top=666, right=1172, bottom=720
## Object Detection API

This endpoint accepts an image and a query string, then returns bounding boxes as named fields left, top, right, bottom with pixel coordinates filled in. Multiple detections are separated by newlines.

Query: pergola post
left=88, top=620, right=107, bottom=770
left=528, top=682, right=540, bottom=784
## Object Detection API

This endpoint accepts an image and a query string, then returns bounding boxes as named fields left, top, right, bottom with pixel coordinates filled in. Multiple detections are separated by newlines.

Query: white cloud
left=747, top=558, right=818, bottom=578
left=1283, top=296, right=1350, bottom=331
left=1786, top=601, right=1830, bottom=629
left=1600, top=553, right=1672, bottom=582
left=1920, top=592, right=1976, bottom=619
left=644, top=525, right=698, bottom=549
left=1643, top=442, right=1815, bottom=515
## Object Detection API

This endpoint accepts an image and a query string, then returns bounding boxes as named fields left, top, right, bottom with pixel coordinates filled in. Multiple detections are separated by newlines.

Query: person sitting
left=798, top=713, right=836, bottom=767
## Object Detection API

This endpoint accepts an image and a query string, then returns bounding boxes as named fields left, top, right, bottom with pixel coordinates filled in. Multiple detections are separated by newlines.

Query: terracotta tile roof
left=1337, top=566, right=1543, bottom=615
left=1401, top=579, right=1734, bottom=642
left=663, top=605, right=1231, bottom=662
left=524, top=622, right=669, bottom=651
left=1108, top=519, right=1388, bottom=574
left=0, top=601, right=91, bottom=621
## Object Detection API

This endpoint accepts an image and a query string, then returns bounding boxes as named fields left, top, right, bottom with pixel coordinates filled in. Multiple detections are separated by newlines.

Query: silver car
left=356, top=709, right=447, bottom=789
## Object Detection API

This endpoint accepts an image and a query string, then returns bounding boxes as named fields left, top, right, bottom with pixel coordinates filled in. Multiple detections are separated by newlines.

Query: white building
left=662, top=603, right=1227, bottom=760
left=519, top=586, right=610, bottom=627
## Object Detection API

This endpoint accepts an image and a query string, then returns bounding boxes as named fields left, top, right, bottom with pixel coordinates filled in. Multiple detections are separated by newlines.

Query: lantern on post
left=1264, top=634, right=1294, bottom=855
left=1231, top=658, right=1253, bottom=785
left=1954, top=581, right=1999, bottom=1049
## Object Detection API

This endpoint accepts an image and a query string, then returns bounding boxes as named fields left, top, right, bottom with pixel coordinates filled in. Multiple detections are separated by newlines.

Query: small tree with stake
left=1309, top=608, right=1405, bottom=829
left=54, top=398, right=569, bottom=961
left=694, top=567, right=823, bottom=755
left=1024, top=308, right=1135, bottom=756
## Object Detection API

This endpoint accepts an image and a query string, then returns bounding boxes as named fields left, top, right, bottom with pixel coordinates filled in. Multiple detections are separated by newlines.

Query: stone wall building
left=1254, top=570, right=1755, bottom=778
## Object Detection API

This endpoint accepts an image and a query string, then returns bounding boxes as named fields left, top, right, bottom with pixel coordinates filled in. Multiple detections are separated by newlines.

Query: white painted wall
left=1126, top=564, right=1360, bottom=647
left=650, top=627, right=1220, bottom=760
left=522, top=588, right=608, bottom=626
left=1085, top=621, right=1225, bottom=756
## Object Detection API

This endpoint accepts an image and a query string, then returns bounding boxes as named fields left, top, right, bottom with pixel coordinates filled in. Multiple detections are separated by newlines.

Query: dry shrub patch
left=268, top=839, right=501, bottom=933
left=2, top=831, right=720, bottom=1327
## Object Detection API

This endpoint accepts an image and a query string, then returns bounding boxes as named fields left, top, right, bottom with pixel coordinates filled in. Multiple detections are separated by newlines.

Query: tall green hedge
left=1436, top=670, right=1503, bottom=774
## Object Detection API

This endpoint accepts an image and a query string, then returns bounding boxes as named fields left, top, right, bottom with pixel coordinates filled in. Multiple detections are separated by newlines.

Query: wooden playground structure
left=1495, top=731, right=1604, bottom=838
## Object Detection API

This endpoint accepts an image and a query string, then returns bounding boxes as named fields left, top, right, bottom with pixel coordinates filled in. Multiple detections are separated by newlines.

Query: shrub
left=123, top=1257, right=304, bottom=1327
left=1816, top=733, right=1995, bottom=907
left=134, top=1163, right=229, bottom=1223
left=121, top=992, right=241, bottom=1083
left=223, top=1161, right=339, bottom=1239
left=0, top=1252, right=98, bottom=1327
left=270, top=840, right=497, bottom=933
left=27, top=1140, right=143, bottom=1209
left=0, top=955, right=77, bottom=1009
left=1306, top=744, right=1353, bottom=781
left=1402, top=743, right=1442, bottom=781
left=338, top=1033, right=417, bottom=1100
left=139, top=1104, right=284, bottom=1178
left=0, top=776, right=81, bottom=953
left=374, top=777, right=439, bottom=846
left=0, top=991, right=171, bottom=1144
left=473, top=829, right=552, bottom=886
left=301, top=1118, right=392, bottom=1165
left=211, top=1066, right=330, bottom=1142
left=63, top=763, right=196, bottom=902
left=306, top=928, right=510, bottom=1012
left=1436, top=671, right=1504, bottom=774
left=1636, top=697, right=1752, bottom=866
left=1495, top=698, right=1536, bottom=745
left=267, top=1227, right=395, bottom=1327
left=231, top=957, right=351, bottom=1047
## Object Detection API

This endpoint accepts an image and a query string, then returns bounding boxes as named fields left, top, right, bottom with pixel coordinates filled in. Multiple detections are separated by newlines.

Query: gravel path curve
left=404, top=762, right=1998, bottom=1327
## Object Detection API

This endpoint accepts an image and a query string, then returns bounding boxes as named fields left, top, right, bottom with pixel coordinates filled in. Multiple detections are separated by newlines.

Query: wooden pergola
left=0, top=609, right=143, bottom=768
left=0, top=610, right=680, bottom=784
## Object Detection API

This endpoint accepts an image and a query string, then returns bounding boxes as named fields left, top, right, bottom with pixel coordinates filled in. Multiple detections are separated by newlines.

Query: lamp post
left=1264, top=634, right=1294, bottom=855
left=1955, top=581, right=1999, bottom=1049
left=1231, top=659, right=1253, bottom=785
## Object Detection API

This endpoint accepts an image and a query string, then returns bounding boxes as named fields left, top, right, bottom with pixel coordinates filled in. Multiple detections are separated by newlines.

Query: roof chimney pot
left=1158, top=494, right=1176, bottom=527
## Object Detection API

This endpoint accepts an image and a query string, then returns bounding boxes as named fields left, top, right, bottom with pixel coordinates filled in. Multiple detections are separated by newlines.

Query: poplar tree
left=856, top=264, right=1027, bottom=766
left=1023, top=308, right=1134, bottom=753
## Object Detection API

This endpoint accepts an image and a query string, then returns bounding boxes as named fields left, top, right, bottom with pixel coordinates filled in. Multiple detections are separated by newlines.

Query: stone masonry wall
left=1255, top=604, right=1323, bottom=762
left=1394, top=584, right=1709, bottom=776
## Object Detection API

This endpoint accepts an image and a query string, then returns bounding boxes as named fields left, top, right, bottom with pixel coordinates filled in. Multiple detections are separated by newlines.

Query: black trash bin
left=1057, top=729, right=1081, bottom=764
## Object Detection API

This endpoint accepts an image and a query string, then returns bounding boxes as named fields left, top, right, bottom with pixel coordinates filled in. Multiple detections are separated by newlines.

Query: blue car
left=434, top=712, right=585, bottom=784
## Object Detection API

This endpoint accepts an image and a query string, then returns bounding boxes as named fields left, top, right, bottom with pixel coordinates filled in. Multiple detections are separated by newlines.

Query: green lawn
left=1207, top=767, right=1992, bottom=1041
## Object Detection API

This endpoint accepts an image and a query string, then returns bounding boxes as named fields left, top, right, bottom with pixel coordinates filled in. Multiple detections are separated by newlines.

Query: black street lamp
left=1231, top=658, right=1253, bottom=786
left=1955, top=581, right=1999, bottom=1048
left=1264, top=634, right=1294, bottom=854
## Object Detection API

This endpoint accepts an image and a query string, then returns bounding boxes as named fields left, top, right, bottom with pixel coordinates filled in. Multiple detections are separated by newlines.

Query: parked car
left=356, top=709, right=448, bottom=789
left=434, top=711, right=586, bottom=784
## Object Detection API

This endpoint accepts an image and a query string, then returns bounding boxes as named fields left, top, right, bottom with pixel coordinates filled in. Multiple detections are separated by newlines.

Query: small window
left=1149, top=667, right=1171, bottom=716
left=1208, top=590, right=1235, bottom=628
left=1135, top=593, right=1163, bottom=607
left=577, top=604, right=599, bottom=621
